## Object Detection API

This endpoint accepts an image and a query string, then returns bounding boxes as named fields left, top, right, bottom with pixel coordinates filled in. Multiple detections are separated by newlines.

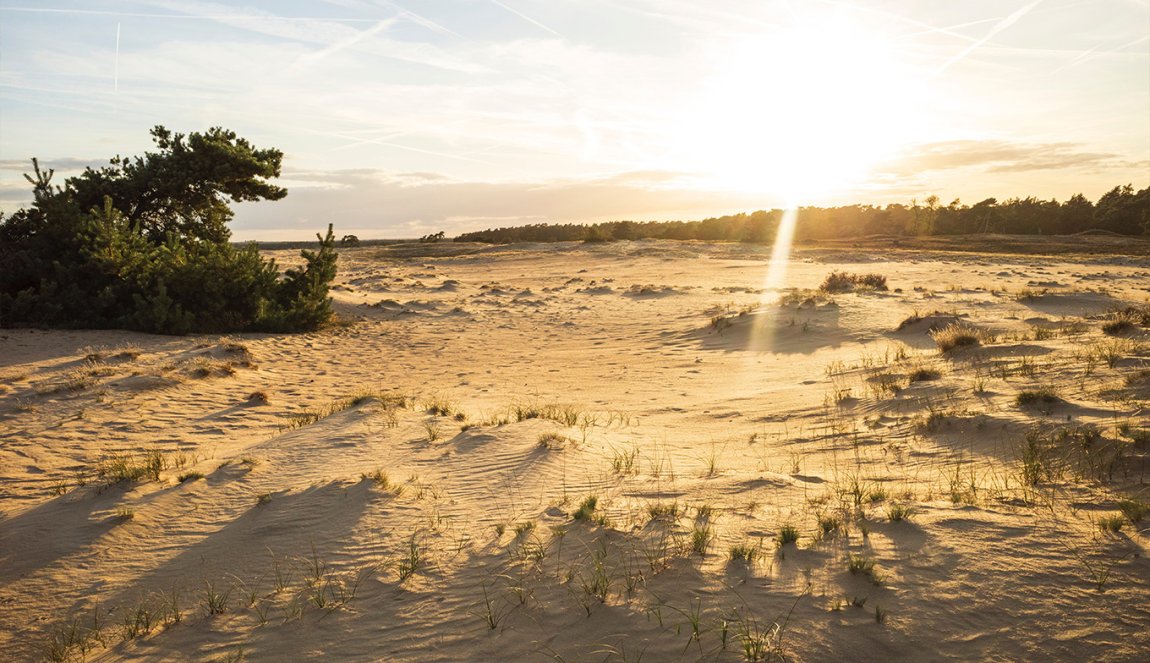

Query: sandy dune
left=2, top=239, right=1148, bottom=662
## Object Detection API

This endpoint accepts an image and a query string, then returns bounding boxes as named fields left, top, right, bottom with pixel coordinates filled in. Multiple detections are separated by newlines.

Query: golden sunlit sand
left=2, top=238, right=1148, bottom=662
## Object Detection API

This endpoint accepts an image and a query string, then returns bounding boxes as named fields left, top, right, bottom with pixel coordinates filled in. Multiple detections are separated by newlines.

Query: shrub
left=1016, top=388, right=1061, bottom=409
left=819, top=271, right=888, bottom=293
left=0, top=127, right=337, bottom=334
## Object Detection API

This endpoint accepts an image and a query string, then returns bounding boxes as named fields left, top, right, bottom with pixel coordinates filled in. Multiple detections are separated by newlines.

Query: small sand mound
left=895, top=311, right=963, bottom=333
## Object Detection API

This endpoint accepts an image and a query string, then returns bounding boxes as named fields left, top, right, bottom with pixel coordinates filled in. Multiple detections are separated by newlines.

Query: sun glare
left=673, top=15, right=921, bottom=205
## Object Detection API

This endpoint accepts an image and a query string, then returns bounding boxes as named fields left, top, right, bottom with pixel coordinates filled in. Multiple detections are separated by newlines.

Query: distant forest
left=455, top=184, right=1150, bottom=244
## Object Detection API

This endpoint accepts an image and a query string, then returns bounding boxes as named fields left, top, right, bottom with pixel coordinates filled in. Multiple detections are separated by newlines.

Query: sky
left=1, top=0, right=1148, bottom=240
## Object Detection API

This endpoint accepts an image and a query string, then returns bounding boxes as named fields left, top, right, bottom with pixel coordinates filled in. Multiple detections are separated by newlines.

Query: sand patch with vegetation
left=2, top=239, right=1148, bottom=662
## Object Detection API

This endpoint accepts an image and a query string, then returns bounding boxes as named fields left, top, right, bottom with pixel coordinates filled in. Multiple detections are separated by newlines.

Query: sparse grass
left=777, top=524, right=800, bottom=546
left=177, top=471, right=204, bottom=483
left=610, top=445, right=639, bottom=474
left=646, top=500, right=683, bottom=522
left=362, top=469, right=403, bottom=495
left=97, top=450, right=165, bottom=484
left=511, top=401, right=583, bottom=426
left=202, top=580, right=231, bottom=616
left=114, top=507, right=135, bottom=521
left=1098, top=515, right=1125, bottom=533
left=423, top=394, right=458, bottom=417
left=397, top=533, right=425, bottom=582
left=729, top=541, right=761, bottom=564
left=930, top=323, right=995, bottom=352
left=280, top=390, right=406, bottom=432
left=1117, top=499, right=1148, bottom=523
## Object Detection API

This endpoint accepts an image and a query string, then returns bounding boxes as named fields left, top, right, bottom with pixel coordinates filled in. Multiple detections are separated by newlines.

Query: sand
left=2, top=239, right=1148, bottom=662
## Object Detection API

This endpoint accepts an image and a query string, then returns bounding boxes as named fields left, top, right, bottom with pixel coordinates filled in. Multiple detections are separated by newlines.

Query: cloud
left=0, top=157, right=104, bottom=171
left=878, top=139, right=1132, bottom=176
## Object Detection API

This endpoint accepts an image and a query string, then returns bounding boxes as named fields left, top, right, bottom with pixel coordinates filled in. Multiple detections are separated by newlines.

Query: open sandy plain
left=2, top=237, right=1149, bottom=662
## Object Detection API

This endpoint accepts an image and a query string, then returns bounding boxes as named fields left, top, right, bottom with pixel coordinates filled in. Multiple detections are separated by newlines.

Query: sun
left=670, top=15, right=923, bottom=205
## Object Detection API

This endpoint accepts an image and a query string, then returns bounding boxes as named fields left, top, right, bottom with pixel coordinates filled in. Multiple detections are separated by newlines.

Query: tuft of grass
left=1098, top=515, right=1125, bottom=533
left=247, top=390, right=270, bottom=404
left=537, top=432, right=570, bottom=450
left=362, top=468, right=403, bottom=495
left=115, top=507, right=135, bottom=521
left=256, top=492, right=272, bottom=506
left=610, top=445, right=639, bottom=475
left=847, top=555, right=882, bottom=585
left=572, top=495, right=599, bottom=521
left=177, top=471, right=204, bottom=483
left=886, top=504, right=914, bottom=522
left=777, top=523, right=800, bottom=547
left=729, top=541, right=761, bottom=564
left=817, top=514, right=842, bottom=538
left=930, top=323, right=995, bottom=352
left=908, top=367, right=942, bottom=382
left=397, top=533, right=424, bottom=582
left=690, top=522, right=713, bottom=556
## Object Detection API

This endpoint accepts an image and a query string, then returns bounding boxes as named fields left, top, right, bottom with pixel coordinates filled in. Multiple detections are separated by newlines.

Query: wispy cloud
left=878, top=139, right=1131, bottom=175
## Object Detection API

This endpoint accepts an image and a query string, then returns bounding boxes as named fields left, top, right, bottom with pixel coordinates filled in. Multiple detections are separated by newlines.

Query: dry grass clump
left=908, top=366, right=942, bottom=382
left=537, top=432, right=571, bottom=450
left=1015, top=387, right=1061, bottom=410
left=819, top=271, right=888, bottom=293
left=247, top=390, right=270, bottom=404
left=930, top=323, right=995, bottom=352
left=777, top=523, right=800, bottom=546
left=1103, top=305, right=1150, bottom=336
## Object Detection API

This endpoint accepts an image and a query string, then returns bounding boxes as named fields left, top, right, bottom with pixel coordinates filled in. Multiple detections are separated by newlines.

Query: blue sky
left=1, top=0, right=1147, bottom=239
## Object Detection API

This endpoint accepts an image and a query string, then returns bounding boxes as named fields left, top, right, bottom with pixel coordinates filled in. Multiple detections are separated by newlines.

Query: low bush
left=819, top=271, right=888, bottom=293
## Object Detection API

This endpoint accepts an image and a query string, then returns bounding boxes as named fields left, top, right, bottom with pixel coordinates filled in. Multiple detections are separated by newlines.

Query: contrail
left=932, top=0, right=1045, bottom=77
left=114, top=22, right=121, bottom=93
left=489, top=0, right=560, bottom=36
left=0, top=6, right=380, bottom=22
left=292, top=18, right=395, bottom=70
left=380, top=1, right=459, bottom=38
left=1051, top=35, right=1150, bottom=73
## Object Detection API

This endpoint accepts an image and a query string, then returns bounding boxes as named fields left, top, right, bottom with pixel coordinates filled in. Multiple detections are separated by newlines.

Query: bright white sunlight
left=673, top=15, right=924, bottom=203
left=2, top=2, right=1148, bottom=662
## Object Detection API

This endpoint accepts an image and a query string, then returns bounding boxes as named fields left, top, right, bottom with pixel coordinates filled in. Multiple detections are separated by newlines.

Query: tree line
left=455, top=185, right=1150, bottom=244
